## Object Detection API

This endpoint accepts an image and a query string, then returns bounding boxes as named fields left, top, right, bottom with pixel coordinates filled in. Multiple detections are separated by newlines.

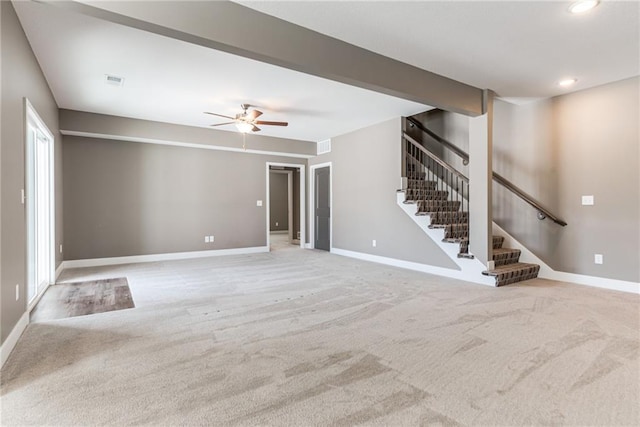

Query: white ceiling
left=14, top=1, right=639, bottom=143
left=240, top=0, right=640, bottom=99
left=13, top=1, right=429, bottom=142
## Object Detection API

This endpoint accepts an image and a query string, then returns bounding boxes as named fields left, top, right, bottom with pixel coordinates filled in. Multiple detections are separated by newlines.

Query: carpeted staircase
left=404, top=174, right=540, bottom=286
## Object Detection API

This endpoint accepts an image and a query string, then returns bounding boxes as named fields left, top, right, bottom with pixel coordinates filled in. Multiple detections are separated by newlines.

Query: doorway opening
left=25, top=99, right=55, bottom=309
left=310, top=163, right=331, bottom=251
left=267, top=162, right=307, bottom=250
left=266, top=163, right=305, bottom=251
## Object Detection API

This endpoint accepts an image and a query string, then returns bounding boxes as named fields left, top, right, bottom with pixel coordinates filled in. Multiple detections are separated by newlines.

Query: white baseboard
left=270, top=230, right=289, bottom=235
left=542, top=271, right=639, bottom=294
left=304, top=243, right=313, bottom=249
left=493, top=224, right=639, bottom=294
left=28, top=281, right=51, bottom=313
left=330, top=248, right=495, bottom=286
left=55, top=262, right=64, bottom=280
left=1, top=312, right=29, bottom=370
left=61, top=246, right=269, bottom=269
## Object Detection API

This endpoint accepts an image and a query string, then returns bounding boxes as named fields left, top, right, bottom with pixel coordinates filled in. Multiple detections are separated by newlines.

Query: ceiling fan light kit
left=205, top=104, right=288, bottom=133
left=235, top=122, right=254, bottom=133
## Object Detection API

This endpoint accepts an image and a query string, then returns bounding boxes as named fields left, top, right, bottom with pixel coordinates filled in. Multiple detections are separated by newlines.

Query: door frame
left=309, top=162, right=332, bottom=250
left=24, top=98, right=56, bottom=311
left=265, top=162, right=305, bottom=250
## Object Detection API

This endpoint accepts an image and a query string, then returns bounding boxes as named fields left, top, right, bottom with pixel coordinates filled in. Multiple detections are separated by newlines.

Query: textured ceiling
left=13, top=1, right=429, bottom=142
left=239, top=0, right=640, bottom=99
left=13, top=0, right=639, bottom=144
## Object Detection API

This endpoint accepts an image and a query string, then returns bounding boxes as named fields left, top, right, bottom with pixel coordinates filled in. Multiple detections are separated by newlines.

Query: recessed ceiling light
left=569, top=1, right=599, bottom=14
left=558, top=78, right=578, bottom=87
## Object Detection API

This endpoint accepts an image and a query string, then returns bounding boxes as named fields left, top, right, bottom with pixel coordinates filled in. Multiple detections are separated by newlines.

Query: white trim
left=544, top=271, right=639, bottom=294
left=331, top=248, right=495, bottom=286
left=396, top=192, right=496, bottom=285
left=55, top=262, right=64, bottom=280
left=304, top=243, right=313, bottom=249
left=25, top=98, right=56, bottom=305
left=27, top=281, right=51, bottom=313
left=61, top=246, right=269, bottom=269
left=61, top=130, right=315, bottom=159
left=397, top=191, right=639, bottom=292
left=309, top=162, right=333, bottom=250
left=287, top=171, right=293, bottom=242
left=492, top=223, right=640, bottom=294
left=0, top=312, right=29, bottom=369
left=270, top=230, right=289, bottom=235
left=266, top=163, right=306, bottom=250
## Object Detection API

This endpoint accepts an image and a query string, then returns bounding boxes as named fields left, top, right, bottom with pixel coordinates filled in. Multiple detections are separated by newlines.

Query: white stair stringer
left=398, top=192, right=639, bottom=293
left=491, top=224, right=639, bottom=293
left=397, top=192, right=495, bottom=286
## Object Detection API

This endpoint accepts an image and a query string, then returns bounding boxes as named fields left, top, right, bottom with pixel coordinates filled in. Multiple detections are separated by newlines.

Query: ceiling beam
left=41, top=0, right=484, bottom=116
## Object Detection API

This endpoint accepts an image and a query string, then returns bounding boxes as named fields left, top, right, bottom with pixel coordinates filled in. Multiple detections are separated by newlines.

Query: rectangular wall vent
left=105, top=74, right=125, bottom=86
left=317, top=139, right=331, bottom=155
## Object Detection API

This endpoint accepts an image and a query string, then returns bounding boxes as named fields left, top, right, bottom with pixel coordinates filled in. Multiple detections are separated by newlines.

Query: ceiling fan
left=204, top=104, right=288, bottom=133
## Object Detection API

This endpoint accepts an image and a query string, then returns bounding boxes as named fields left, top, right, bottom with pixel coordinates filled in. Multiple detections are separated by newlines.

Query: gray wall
left=309, top=118, right=458, bottom=269
left=1, top=1, right=63, bottom=344
left=269, top=172, right=289, bottom=232
left=59, top=109, right=317, bottom=157
left=63, top=136, right=305, bottom=260
left=428, top=77, right=639, bottom=282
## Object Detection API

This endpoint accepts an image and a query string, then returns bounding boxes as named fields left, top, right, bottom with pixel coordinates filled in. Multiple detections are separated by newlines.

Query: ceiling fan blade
left=204, top=112, right=235, bottom=120
left=255, top=120, right=288, bottom=127
left=252, top=125, right=261, bottom=132
left=209, top=122, right=235, bottom=127
left=246, top=109, right=263, bottom=121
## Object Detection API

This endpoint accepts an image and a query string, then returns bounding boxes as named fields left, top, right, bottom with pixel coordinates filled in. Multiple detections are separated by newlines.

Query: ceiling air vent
left=105, top=74, right=125, bottom=86
left=317, top=139, right=331, bottom=155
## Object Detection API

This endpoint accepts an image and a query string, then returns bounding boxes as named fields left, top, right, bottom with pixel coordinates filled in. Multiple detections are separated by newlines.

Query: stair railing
left=405, top=116, right=567, bottom=226
left=403, top=132, right=469, bottom=217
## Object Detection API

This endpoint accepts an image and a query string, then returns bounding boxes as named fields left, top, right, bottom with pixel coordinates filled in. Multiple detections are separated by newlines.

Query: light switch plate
left=256, top=200, right=263, bottom=207
left=594, top=254, right=603, bottom=264
left=582, top=195, right=594, bottom=205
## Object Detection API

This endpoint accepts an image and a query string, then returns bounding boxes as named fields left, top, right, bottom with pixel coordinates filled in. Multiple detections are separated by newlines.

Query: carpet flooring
left=1, top=242, right=638, bottom=426
left=30, top=278, right=134, bottom=323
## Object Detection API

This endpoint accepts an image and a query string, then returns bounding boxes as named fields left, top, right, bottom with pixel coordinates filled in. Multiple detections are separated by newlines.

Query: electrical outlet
left=582, top=195, right=594, bottom=206
left=205, top=236, right=210, bottom=243
left=59, top=244, right=63, bottom=254
left=372, top=239, right=377, bottom=247
left=210, top=236, right=214, bottom=243
left=256, top=200, right=263, bottom=207
left=275, top=222, right=279, bottom=227
left=594, top=254, right=603, bottom=264
left=16, top=284, right=19, bottom=301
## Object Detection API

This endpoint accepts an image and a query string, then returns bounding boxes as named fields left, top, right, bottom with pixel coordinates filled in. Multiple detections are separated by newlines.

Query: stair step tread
left=482, top=262, right=540, bottom=286
left=493, top=248, right=521, bottom=256
left=482, top=262, right=538, bottom=275
left=492, top=247, right=521, bottom=266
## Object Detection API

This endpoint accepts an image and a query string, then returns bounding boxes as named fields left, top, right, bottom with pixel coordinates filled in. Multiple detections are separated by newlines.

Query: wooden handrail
left=402, top=124, right=567, bottom=227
